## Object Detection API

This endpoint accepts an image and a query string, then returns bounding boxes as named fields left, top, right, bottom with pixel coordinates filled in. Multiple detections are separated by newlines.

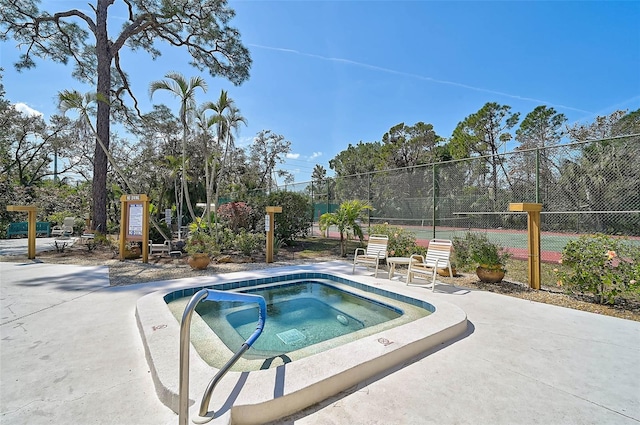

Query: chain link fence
left=240, top=136, right=640, bottom=261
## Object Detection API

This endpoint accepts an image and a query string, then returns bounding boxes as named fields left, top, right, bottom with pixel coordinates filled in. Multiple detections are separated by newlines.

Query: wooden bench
left=7, top=221, right=51, bottom=238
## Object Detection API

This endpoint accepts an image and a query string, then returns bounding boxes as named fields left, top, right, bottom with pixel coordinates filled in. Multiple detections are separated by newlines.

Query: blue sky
left=2, top=1, right=639, bottom=184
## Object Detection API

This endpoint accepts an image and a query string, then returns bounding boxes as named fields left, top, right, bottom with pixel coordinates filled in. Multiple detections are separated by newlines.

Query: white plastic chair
left=353, top=234, right=389, bottom=278
left=61, top=217, right=75, bottom=237
left=406, top=239, right=453, bottom=291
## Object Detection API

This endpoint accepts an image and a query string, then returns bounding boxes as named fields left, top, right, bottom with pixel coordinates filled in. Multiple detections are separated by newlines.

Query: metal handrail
left=179, top=289, right=266, bottom=425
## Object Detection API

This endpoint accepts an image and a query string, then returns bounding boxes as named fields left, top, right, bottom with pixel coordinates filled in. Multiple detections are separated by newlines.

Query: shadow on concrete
left=9, top=262, right=109, bottom=292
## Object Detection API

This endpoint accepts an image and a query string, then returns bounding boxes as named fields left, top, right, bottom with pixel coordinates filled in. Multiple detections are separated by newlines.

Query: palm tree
left=150, top=72, right=207, bottom=239
left=201, top=90, right=246, bottom=228
left=319, top=199, right=373, bottom=256
left=219, top=104, right=247, bottom=198
left=163, top=154, right=183, bottom=228
left=194, top=105, right=218, bottom=230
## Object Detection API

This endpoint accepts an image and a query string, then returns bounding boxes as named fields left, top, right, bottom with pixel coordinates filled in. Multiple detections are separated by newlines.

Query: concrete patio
left=1, top=246, right=638, bottom=424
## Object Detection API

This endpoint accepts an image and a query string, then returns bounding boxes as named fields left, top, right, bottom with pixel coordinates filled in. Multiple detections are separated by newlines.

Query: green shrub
left=369, top=223, right=422, bottom=257
left=185, top=231, right=218, bottom=256
left=217, top=227, right=236, bottom=252
left=555, top=234, right=640, bottom=304
left=233, top=230, right=265, bottom=256
left=452, top=232, right=511, bottom=272
left=267, top=191, right=313, bottom=244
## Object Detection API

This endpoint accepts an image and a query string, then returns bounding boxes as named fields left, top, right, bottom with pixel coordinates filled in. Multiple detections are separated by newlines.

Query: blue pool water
left=194, top=281, right=402, bottom=357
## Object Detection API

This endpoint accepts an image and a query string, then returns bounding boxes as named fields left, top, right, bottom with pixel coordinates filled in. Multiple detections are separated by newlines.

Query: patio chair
left=61, top=217, right=75, bottom=237
left=406, top=239, right=453, bottom=291
left=50, top=225, right=64, bottom=237
left=353, top=234, right=389, bottom=278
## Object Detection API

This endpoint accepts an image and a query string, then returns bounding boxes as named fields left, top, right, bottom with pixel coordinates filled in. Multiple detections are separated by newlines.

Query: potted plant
left=123, top=241, right=142, bottom=259
left=453, top=232, right=511, bottom=283
left=185, top=230, right=218, bottom=270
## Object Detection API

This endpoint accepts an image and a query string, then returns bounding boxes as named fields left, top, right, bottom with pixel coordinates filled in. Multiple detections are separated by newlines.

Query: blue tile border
left=162, top=273, right=436, bottom=314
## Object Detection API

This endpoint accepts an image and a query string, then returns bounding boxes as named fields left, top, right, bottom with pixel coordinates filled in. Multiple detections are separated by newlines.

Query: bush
left=185, top=230, right=219, bottom=256
left=369, top=223, right=422, bottom=257
left=217, top=202, right=253, bottom=232
left=452, top=232, right=511, bottom=272
left=216, top=227, right=236, bottom=252
left=555, top=234, right=640, bottom=304
left=233, top=230, right=265, bottom=256
left=267, top=191, right=313, bottom=244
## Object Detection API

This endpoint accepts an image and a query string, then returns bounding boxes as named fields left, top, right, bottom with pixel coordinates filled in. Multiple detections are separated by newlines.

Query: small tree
left=319, top=199, right=372, bottom=257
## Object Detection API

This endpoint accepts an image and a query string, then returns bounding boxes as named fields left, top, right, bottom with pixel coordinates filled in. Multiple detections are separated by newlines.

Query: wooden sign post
left=119, top=194, right=150, bottom=263
left=265, top=206, right=282, bottom=263
left=508, top=203, right=543, bottom=290
left=6, top=205, right=37, bottom=259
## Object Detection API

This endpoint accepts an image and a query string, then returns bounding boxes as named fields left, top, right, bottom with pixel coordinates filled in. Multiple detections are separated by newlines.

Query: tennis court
left=314, top=223, right=640, bottom=263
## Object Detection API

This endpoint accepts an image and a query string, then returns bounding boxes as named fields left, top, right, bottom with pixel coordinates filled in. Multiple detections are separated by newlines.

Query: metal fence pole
left=535, top=148, right=540, bottom=204
left=432, top=164, right=437, bottom=239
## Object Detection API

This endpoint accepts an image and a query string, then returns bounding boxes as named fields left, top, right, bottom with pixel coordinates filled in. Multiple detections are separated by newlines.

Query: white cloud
left=286, top=153, right=300, bottom=159
left=14, top=103, right=43, bottom=117
left=310, top=152, right=322, bottom=159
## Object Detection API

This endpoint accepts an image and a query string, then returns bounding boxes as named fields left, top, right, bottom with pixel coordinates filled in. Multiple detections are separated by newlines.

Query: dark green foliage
left=267, top=191, right=313, bottom=244
left=149, top=220, right=171, bottom=243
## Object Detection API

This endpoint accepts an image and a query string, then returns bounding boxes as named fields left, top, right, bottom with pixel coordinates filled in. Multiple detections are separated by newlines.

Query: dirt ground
left=2, top=237, right=638, bottom=322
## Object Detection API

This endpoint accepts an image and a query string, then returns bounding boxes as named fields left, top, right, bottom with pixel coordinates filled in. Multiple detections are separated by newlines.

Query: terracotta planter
left=187, top=253, right=210, bottom=270
left=476, top=266, right=505, bottom=283
left=437, top=266, right=457, bottom=277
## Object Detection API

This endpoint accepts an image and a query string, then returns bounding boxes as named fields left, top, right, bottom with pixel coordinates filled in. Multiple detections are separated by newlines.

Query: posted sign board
left=119, top=194, right=150, bottom=263
left=128, top=203, right=144, bottom=238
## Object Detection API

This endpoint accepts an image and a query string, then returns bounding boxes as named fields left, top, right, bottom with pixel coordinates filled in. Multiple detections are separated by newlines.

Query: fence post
left=368, top=172, right=372, bottom=233
left=535, top=148, right=540, bottom=203
left=310, top=181, right=315, bottom=234
left=508, top=202, right=542, bottom=290
left=432, top=164, right=437, bottom=239
left=326, top=178, right=330, bottom=214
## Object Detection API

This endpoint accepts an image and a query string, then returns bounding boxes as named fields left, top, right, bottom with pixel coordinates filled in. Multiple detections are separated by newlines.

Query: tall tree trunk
left=93, top=0, right=111, bottom=233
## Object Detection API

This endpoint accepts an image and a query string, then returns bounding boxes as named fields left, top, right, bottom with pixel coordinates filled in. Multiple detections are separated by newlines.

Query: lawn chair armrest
left=409, top=254, right=424, bottom=264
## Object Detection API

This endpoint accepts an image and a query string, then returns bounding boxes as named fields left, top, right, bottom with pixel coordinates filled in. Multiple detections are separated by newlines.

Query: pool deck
left=1, top=250, right=639, bottom=423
